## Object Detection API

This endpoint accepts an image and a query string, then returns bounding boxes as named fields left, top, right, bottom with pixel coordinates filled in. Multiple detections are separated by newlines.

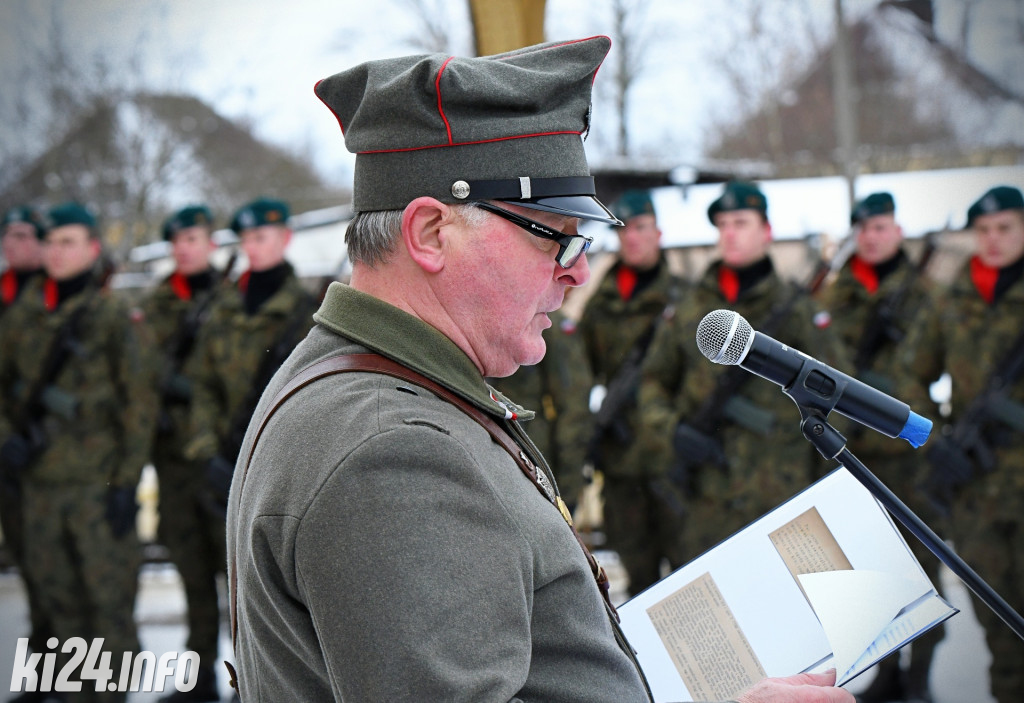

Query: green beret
left=851, top=192, right=895, bottom=225
left=230, top=197, right=290, bottom=233
left=707, top=181, right=768, bottom=224
left=2, top=205, right=49, bottom=239
left=163, top=204, right=214, bottom=241
left=48, top=201, right=96, bottom=230
left=967, top=186, right=1024, bottom=227
left=611, top=189, right=656, bottom=224
left=314, top=36, right=620, bottom=225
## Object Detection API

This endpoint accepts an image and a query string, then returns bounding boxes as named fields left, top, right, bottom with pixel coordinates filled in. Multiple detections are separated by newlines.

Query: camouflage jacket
left=488, top=310, right=593, bottom=499
left=902, top=261, right=1024, bottom=520
left=638, top=259, right=849, bottom=506
left=816, top=250, right=935, bottom=459
left=141, top=270, right=233, bottom=458
left=184, top=264, right=316, bottom=463
left=0, top=276, right=157, bottom=486
left=577, top=256, right=681, bottom=477
left=1, top=268, right=43, bottom=319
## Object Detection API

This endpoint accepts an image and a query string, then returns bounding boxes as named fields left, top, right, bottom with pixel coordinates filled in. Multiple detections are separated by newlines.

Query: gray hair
left=345, top=203, right=491, bottom=268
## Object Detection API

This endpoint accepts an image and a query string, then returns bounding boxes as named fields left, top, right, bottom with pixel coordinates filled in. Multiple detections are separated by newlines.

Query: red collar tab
left=971, top=256, right=999, bottom=304
left=170, top=272, right=192, bottom=301
left=1, top=270, right=16, bottom=305
left=238, top=270, right=251, bottom=294
left=616, top=266, right=638, bottom=301
left=43, top=278, right=59, bottom=311
left=851, top=255, right=880, bottom=295
left=718, top=266, right=740, bottom=303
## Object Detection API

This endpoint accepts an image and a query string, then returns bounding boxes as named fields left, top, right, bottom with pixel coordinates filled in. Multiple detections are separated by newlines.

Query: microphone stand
left=783, top=366, right=1024, bottom=642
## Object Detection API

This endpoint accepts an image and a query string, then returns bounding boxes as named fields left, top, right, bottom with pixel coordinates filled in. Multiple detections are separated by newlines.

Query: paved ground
left=0, top=550, right=996, bottom=702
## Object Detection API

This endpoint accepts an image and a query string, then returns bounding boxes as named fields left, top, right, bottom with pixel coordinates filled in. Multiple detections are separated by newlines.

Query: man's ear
left=402, top=197, right=454, bottom=274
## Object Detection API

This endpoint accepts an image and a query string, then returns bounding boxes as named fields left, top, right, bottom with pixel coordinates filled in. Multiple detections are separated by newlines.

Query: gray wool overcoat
left=225, top=282, right=656, bottom=702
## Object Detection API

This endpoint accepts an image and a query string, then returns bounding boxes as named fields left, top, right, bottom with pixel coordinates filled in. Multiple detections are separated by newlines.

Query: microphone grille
left=696, top=310, right=753, bottom=365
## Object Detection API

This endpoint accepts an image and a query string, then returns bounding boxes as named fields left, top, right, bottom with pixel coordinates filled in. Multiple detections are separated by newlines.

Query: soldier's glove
left=105, top=485, right=138, bottom=539
left=0, top=435, right=32, bottom=481
left=670, top=423, right=726, bottom=491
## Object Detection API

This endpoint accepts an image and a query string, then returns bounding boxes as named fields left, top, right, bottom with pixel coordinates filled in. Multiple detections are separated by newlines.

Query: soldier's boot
left=157, top=666, right=218, bottom=703
left=855, top=655, right=904, bottom=703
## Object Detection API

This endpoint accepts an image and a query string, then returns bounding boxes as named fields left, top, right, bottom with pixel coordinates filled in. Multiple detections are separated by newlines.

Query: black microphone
left=695, top=309, right=932, bottom=447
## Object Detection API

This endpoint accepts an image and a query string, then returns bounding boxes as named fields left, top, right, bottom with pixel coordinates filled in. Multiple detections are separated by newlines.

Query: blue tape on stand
left=898, top=410, right=933, bottom=448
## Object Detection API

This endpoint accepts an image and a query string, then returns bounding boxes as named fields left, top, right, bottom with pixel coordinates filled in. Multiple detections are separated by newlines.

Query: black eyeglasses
left=474, top=201, right=592, bottom=269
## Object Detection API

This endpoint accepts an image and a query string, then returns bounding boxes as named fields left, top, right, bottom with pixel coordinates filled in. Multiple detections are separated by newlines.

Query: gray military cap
left=314, top=36, right=621, bottom=225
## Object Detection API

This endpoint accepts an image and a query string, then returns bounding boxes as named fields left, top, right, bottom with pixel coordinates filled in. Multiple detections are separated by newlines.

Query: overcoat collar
left=314, top=283, right=508, bottom=419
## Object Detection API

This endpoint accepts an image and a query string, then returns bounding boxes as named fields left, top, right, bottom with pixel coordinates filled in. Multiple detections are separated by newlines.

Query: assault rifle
left=583, top=281, right=682, bottom=470
left=670, top=234, right=857, bottom=490
left=221, top=309, right=310, bottom=462
left=204, top=302, right=313, bottom=515
left=1, top=260, right=115, bottom=472
left=922, top=324, right=1024, bottom=516
left=156, top=249, right=238, bottom=434
left=853, top=227, right=941, bottom=375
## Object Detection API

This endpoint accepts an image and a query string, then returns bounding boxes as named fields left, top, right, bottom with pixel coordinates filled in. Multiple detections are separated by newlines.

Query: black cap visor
left=501, top=195, right=623, bottom=226
left=458, top=175, right=622, bottom=226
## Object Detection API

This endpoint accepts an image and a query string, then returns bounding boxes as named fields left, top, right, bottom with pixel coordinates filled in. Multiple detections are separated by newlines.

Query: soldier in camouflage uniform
left=638, top=181, right=847, bottom=562
left=488, top=305, right=593, bottom=508
left=901, top=186, right=1024, bottom=703
left=143, top=205, right=230, bottom=702
left=0, top=202, right=157, bottom=702
left=816, top=192, right=941, bottom=703
left=577, top=189, right=686, bottom=594
left=0, top=204, right=55, bottom=667
left=184, top=197, right=316, bottom=518
left=2, top=205, right=47, bottom=314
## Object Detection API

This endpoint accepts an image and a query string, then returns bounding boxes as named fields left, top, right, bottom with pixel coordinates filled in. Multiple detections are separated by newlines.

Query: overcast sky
left=0, top=0, right=1019, bottom=188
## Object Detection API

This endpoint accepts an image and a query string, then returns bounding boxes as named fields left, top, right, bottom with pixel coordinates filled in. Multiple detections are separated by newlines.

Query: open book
left=617, top=467, right=956, bottom=703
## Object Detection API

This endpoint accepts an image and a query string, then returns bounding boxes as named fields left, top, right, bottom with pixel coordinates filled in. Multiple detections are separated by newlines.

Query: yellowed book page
left=769, top=506, right=853, bottom=600
left=646, top=571, right=766, bottom=701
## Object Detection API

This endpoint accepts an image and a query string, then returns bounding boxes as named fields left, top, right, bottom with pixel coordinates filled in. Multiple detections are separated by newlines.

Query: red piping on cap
left=314, top=79, right=345, bottom=136
left=435, top=56, right=455, bottom=145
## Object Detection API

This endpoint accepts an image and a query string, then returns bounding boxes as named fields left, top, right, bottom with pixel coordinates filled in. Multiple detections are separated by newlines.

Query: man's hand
left=735, top=671, right=854, bottom=703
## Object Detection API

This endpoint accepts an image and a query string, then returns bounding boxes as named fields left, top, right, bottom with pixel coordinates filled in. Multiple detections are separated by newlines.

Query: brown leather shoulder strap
left=228, top=353, right=617, bottom=668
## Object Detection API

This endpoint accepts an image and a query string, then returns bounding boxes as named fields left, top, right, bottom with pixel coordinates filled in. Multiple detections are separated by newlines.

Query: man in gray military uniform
left=225, top=38, right=852, bottom=703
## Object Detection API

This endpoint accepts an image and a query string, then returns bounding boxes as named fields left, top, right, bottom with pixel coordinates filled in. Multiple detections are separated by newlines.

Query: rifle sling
left=590, top=279, right=682, bottom=438
left=952, top=322, right=1024, bottom=438
left=221, top=310, right=310, bottom=459
left=18, top=288, right=97, bottom=428
left=690, top=281, right=806, bottom=436
left=229, top=353, right=620, bottom=660
left=853, top=248, right=932, bottom=372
